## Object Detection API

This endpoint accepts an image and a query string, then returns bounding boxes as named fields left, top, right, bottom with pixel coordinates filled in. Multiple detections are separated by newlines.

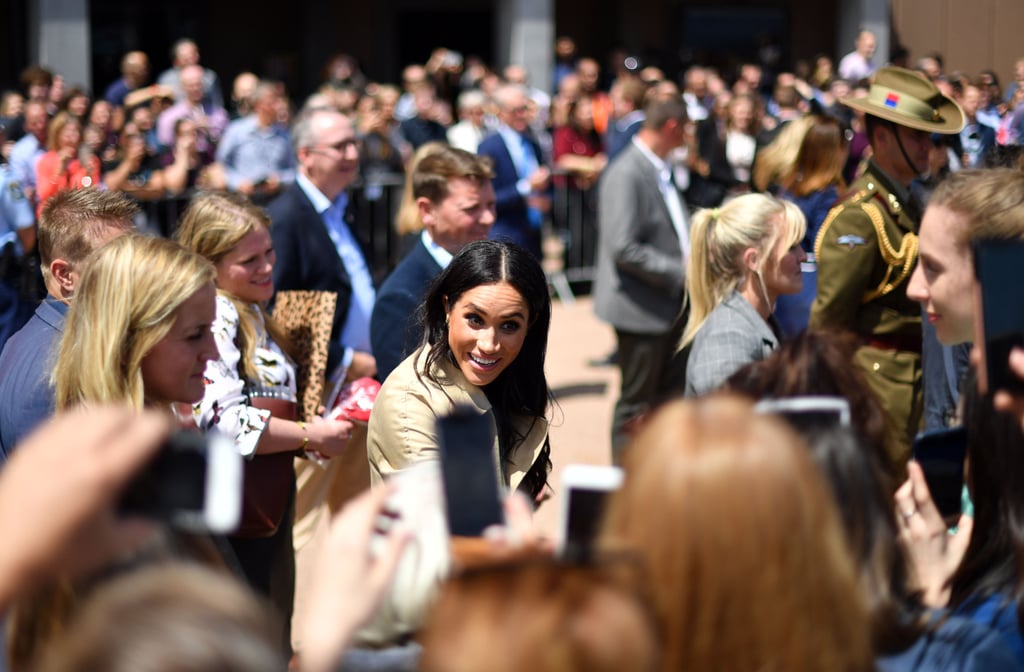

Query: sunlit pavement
left=534, top=295, right=619, bottom=539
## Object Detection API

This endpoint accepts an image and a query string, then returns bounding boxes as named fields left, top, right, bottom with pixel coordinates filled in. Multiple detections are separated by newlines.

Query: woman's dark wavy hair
left=724, top=328, right=893, bottom=480
left=418, top=240, right=552, bottom=499
left=801, top=426, right=925, bottom=655
left=948, top=368, right=1024, bottom=633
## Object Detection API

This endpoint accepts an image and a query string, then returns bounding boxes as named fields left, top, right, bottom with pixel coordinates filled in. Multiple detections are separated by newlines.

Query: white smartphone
left=558, top=464, right=624, bottom=560
left=119, top=430, right=242, bottom=535
left=753, top=396, right=851, bottom=431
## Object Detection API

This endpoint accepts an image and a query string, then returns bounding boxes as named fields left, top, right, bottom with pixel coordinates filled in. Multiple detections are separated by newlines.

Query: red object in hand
left=327, top=377, right=381, bottom=424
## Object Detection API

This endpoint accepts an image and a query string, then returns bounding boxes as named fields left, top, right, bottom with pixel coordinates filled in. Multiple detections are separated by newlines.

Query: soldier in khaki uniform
left=810, top=67, right=963, bottom=471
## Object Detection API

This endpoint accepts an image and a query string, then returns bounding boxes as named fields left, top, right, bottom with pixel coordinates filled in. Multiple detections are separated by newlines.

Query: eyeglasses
left=312, top=139, right=357, bottom=154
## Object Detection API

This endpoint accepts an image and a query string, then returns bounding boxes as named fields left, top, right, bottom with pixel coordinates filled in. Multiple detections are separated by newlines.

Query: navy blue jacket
left=267, top=182, right=364, bottom=374
left=877, top=610, right=1021, bottom=672
left=477, top=130, right=545, bottom=258
left=370, top=238, right=442, bottom=381
left=0, top=297, right=68, bottom=463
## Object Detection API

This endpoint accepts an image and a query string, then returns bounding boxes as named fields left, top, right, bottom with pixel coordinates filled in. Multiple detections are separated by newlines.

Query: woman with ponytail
left=681, top=193, right=806, bottom=396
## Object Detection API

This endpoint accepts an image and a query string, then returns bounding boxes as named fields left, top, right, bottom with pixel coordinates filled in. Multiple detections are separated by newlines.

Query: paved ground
left=533, top=294, right=619, bottom=538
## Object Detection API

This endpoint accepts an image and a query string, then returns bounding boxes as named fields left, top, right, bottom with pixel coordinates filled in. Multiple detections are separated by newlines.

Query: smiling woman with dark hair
left=368, top=239, right=552, bottom=502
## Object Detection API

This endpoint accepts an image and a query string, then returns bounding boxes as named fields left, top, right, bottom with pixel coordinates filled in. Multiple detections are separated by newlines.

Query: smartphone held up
left=437, top=407, right=505, bottom=537
left=972, top=238, right=1024, bottom=395
left=118, top=430, right=242, bottom=535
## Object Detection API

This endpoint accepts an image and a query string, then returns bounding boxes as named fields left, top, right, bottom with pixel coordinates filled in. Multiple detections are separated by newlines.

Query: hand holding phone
left=911, top=426, right=967, bottom=520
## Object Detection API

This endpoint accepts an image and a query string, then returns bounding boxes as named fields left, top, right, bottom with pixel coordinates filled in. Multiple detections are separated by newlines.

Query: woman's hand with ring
left=894, top=460, right=971, bottom=607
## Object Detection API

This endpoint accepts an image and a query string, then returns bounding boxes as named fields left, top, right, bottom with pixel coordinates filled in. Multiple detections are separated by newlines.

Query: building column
left=497, top=0, right=554, bottom=94
left=29, top=0, right=91, bottom=90
left=838, top=0, right=890, bottom=69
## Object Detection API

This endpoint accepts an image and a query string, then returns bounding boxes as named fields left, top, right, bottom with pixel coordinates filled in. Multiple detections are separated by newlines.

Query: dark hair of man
left=948, top=369, right=1024, bottom=633
left=642, top=94, right=687, bottom=131
left=20, top=66, right=54, bottom=88
left=38, top=189, right=138, bottom=268
left=412, top=147, right=494, bottom=205
left=418, top=240, right=552, bottom=499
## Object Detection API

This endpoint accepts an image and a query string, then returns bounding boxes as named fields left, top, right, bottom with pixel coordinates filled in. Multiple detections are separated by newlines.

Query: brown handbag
left=234, top=395, right=299, bottom=538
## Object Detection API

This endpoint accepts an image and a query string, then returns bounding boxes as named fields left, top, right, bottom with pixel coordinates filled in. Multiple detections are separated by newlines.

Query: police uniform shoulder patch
left=8, top=180, right=25, bottom=200
left=837, top=234, right=868, bottom=249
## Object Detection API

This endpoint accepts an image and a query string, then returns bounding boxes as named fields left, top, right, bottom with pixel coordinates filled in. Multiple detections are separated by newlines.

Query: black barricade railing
left=551, top=168, right=598, bottom=289
left=347, top=173, right=406, bottom=282
left=129, top=169, right=598, bottom=292
left=132, top=176, right=407, bottom=282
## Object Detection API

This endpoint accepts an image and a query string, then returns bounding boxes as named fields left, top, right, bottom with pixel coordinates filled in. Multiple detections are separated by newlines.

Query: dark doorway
left=396, top=9, right=495, bottom=74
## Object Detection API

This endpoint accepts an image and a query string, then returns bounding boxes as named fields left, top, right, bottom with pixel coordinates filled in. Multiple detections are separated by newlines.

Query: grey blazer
left=593, top=141, right=686, bottom=334
left=685, top=290, right=778, bottom=397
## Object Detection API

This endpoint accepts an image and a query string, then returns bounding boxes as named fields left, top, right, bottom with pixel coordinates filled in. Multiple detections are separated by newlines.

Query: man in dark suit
left=477, top=83, right=551, bottom=260
left=951, top=82, right=997, bottom=168
left=593, top=94, right=690, bottom=458
left=0, top=189, right=137, bottom=462
left=267, top=108, right=376, bottom=383
left=370, top=146, right=496, bottom=380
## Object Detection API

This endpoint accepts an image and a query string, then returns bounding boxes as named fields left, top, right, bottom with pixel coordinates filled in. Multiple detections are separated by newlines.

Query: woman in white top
left=177, top=191, right=353, bottom=652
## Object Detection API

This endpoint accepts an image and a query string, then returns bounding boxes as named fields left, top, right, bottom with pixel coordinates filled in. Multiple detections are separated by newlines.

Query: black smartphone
left=118, top=430, right=242, bottom=534
left=558, top=465, right=623, bottom=561
left=972, top=239, right=1024, bottom=395
left=437, top=407, right=504, bottom=537
left=912, top=426, right=967, bottom=520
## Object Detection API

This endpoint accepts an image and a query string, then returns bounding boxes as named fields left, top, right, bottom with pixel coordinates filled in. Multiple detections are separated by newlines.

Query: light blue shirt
left=215, top=116, right=296, bottom=189
left=0, top=166, right=35, bottom=253
left=421, top=229, right=453, bottom=269
left=496, top=124, right=537, bottom=196
left=295, top=173, right=375, bottom=372
left=8, top=135, right=44, bottom=194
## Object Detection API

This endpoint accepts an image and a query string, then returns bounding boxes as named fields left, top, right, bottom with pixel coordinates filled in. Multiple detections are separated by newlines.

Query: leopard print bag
left=271, top=290, right=337, bottom=422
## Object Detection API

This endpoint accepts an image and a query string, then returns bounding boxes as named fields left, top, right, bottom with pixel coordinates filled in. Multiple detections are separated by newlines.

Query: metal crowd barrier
left=133, top=170, right=598, bottom=294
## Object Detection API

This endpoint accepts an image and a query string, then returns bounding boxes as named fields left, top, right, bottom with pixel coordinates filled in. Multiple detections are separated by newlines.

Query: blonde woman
left=176, top=192, right=352, bottom=650
left=393, top=141, right=448, bottom=257
left=176, top=192, right=352, bottom=462
left=680, top=193, right=806, bottom=396
left=54, top=234, right=217, bottom=411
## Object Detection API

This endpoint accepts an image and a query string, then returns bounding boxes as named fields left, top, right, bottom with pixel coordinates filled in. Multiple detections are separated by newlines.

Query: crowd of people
left=2, top=28, right=1024, bottom=672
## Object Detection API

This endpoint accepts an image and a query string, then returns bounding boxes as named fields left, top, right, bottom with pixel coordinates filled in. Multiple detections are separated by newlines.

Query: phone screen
left=118, top=430, right=241, bottom=534
left=973, top=239, right=1024, bottom=394
left=564, top=487, right=611, bottom=560
left=559, top=465, right=623, bottom=561
left=119, top=431, right=208, bottom=523
left=912, top=426, right=967, bottom=520
left=438, top=408, right=504, bottom=537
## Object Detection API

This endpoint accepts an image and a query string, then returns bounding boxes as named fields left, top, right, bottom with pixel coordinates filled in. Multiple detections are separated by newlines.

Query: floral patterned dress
left=193, top=295, right=296, bottom=457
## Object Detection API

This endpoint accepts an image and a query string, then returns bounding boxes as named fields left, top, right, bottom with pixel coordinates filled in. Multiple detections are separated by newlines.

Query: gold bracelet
left=297, top=420, right=309, bottom=450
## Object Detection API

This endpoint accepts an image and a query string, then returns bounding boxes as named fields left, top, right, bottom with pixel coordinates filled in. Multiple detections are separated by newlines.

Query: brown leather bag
left=235, top=396, right=298, bottom=538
